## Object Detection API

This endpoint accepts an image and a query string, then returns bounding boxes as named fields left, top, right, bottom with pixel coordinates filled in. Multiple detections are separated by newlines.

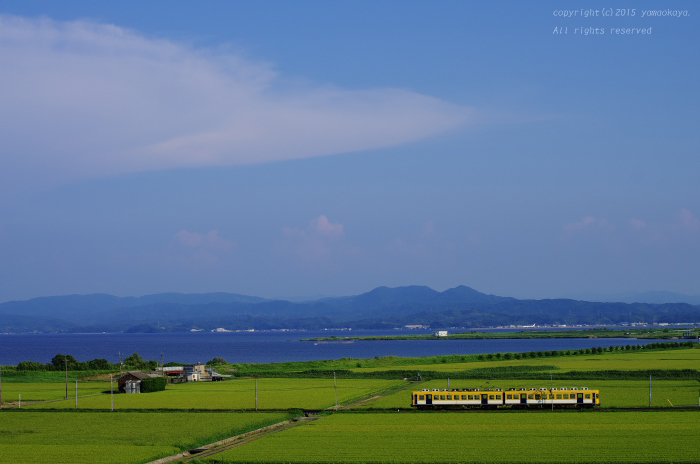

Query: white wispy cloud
left=562, top=216, right=612, bottom=233
left=279, top=215, right=350, bottom=264
left=0, top=15, right=472, bottom=190
left=679, top=208, right=700, bottom=231
left=174, top=230, right=233, bottom=250
left=167, top=229, right=235, bottom=268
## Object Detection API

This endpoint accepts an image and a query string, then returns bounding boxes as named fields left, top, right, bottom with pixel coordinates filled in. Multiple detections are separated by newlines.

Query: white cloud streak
left=0, top=15, right=472, bottom=190
left=562, top=216, right=612, bottom=233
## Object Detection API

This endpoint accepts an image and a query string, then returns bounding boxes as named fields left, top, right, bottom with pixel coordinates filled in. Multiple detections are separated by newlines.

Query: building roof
left=119, top=371, right=160, bottom=381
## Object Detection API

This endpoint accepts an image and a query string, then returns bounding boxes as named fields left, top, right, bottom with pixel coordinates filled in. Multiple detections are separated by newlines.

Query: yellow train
left=412, top=387, right=600, bottom=409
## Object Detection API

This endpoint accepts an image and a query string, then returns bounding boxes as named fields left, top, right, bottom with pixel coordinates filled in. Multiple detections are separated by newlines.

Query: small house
left=185, top=362, right=211, bottom=382
left=118, top=371, right=161, bottom=393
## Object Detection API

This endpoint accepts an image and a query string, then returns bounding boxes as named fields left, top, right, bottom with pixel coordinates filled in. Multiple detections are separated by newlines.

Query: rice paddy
left=0, top=411, right=288, bottom=464
left=24, top=378, right=402, bottom=410
left=352, top=348, right=700, bottom=373
left=206, top=411, right=700, bottom=463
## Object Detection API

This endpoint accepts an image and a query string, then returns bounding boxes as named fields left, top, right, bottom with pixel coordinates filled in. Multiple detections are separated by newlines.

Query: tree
left=51, top=354, right=78, bottom=370
left=207, top=356, right=228, bottom=366
left=87, top=359, right=112, bottom=370
left=17, top=361, right=47, bottom=371
left=124, top=353, right=148, bottom=370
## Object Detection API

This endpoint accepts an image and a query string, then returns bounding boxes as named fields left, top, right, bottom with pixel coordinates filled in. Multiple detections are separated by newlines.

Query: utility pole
left=116, top=352, right=123, bottom=378
left=65, top=357, right=69, bottom=399
left=550, top=371, right=554, bottom=412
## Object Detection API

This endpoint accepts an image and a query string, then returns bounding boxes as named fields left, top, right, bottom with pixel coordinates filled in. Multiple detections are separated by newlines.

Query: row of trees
left=475, top=341, right=695, bottom=361
left=15, top=353, right=160, bottom=371
left=15, top=353, right=229, bottom=371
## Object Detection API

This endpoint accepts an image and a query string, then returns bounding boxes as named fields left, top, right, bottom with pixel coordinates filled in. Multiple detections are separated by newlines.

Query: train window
left=447, top=395, right=452, bottom=400
left=468, top=395, right=474, bottom=400
left=489, top=395, right=494, bottom=400
left=496, top=395, right=501, bottom=400
left=585, top=394, right=591, bottom=399
left=461, top=395, right=468, bottom=400
left=440, top=395, right=446, bottom=400
left=506, top=394, right=512, bottom=400
left=528, top=394, right=534, bottom=399
left=556, top=394, right=562, bottom=399
left=419, top=395, right=425, bottom=401
left=563, top=394, right=569, bottom=399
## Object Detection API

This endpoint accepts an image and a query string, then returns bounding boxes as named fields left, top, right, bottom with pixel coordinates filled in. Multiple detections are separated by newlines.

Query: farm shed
left=118, top=371, right=161, bottom=393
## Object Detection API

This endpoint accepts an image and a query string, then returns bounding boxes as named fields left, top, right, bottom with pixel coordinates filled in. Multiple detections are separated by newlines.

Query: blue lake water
left=0, top=330, right=665, bottom=365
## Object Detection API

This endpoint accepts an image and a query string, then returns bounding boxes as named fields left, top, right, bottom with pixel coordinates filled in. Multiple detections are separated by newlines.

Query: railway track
left=148, top=415, right=322, bottom=464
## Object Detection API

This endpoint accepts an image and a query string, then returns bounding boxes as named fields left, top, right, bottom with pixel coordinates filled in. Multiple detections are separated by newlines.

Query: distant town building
left=433, top=330, right=448, bottom=337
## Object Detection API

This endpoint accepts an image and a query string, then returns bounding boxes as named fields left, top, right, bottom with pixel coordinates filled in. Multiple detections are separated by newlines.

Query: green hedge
left=141, top=377, right=167, bottom=393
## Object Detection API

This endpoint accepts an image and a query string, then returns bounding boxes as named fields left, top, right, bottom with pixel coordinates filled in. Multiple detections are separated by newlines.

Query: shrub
left=141, top=377, right=167, bottom=393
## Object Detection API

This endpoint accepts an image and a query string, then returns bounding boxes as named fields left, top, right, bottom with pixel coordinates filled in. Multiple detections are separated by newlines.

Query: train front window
left=419, top=395, right=425, bottom=401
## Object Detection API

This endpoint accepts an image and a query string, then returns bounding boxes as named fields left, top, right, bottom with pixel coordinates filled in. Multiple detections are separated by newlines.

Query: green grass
left=25, top=378, right=402, bottom=410
left=352, top=348, right=700, bottom=373
left=225, top=344, right=698, bottom=378
left=0, top=381, right=113, bottom=403
left=0, top=369, right=114, bottom=383
left=0, top=411, right=288, bottom=464
left=207, top=411, right=700, bottom=463
left=360, top=379, right=700, bottom=409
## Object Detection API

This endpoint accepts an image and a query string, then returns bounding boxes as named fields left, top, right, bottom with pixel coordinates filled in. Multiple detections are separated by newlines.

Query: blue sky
left=0, top=1, right=698, bottom=302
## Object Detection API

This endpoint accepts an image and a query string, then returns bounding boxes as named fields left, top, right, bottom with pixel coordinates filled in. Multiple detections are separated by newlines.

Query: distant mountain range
left=563, top=290, right=700, bottom=306
left=1, top=285, right=699, bottom=333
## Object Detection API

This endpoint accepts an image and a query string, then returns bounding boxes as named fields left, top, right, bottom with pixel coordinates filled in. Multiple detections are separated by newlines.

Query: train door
left=426, top=394, right=432, bottom=405
left=577, top=393, right=584, bottom=405
left=520, top=393, right=527, bottom=404
left=481, top=394, right=488, bottom=405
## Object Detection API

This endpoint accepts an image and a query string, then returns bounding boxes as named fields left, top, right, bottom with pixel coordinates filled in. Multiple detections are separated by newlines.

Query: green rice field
left=361, top=379, right=700, bottom=409
left=207, top=411, right=700, bottom=463
left=0, top=381, right=113, bottom=403
left=353, top=349, right=700, bottom=373
left=0, top=411, right=288, bottom=464
left=24, top=378, right=401, bottom=410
